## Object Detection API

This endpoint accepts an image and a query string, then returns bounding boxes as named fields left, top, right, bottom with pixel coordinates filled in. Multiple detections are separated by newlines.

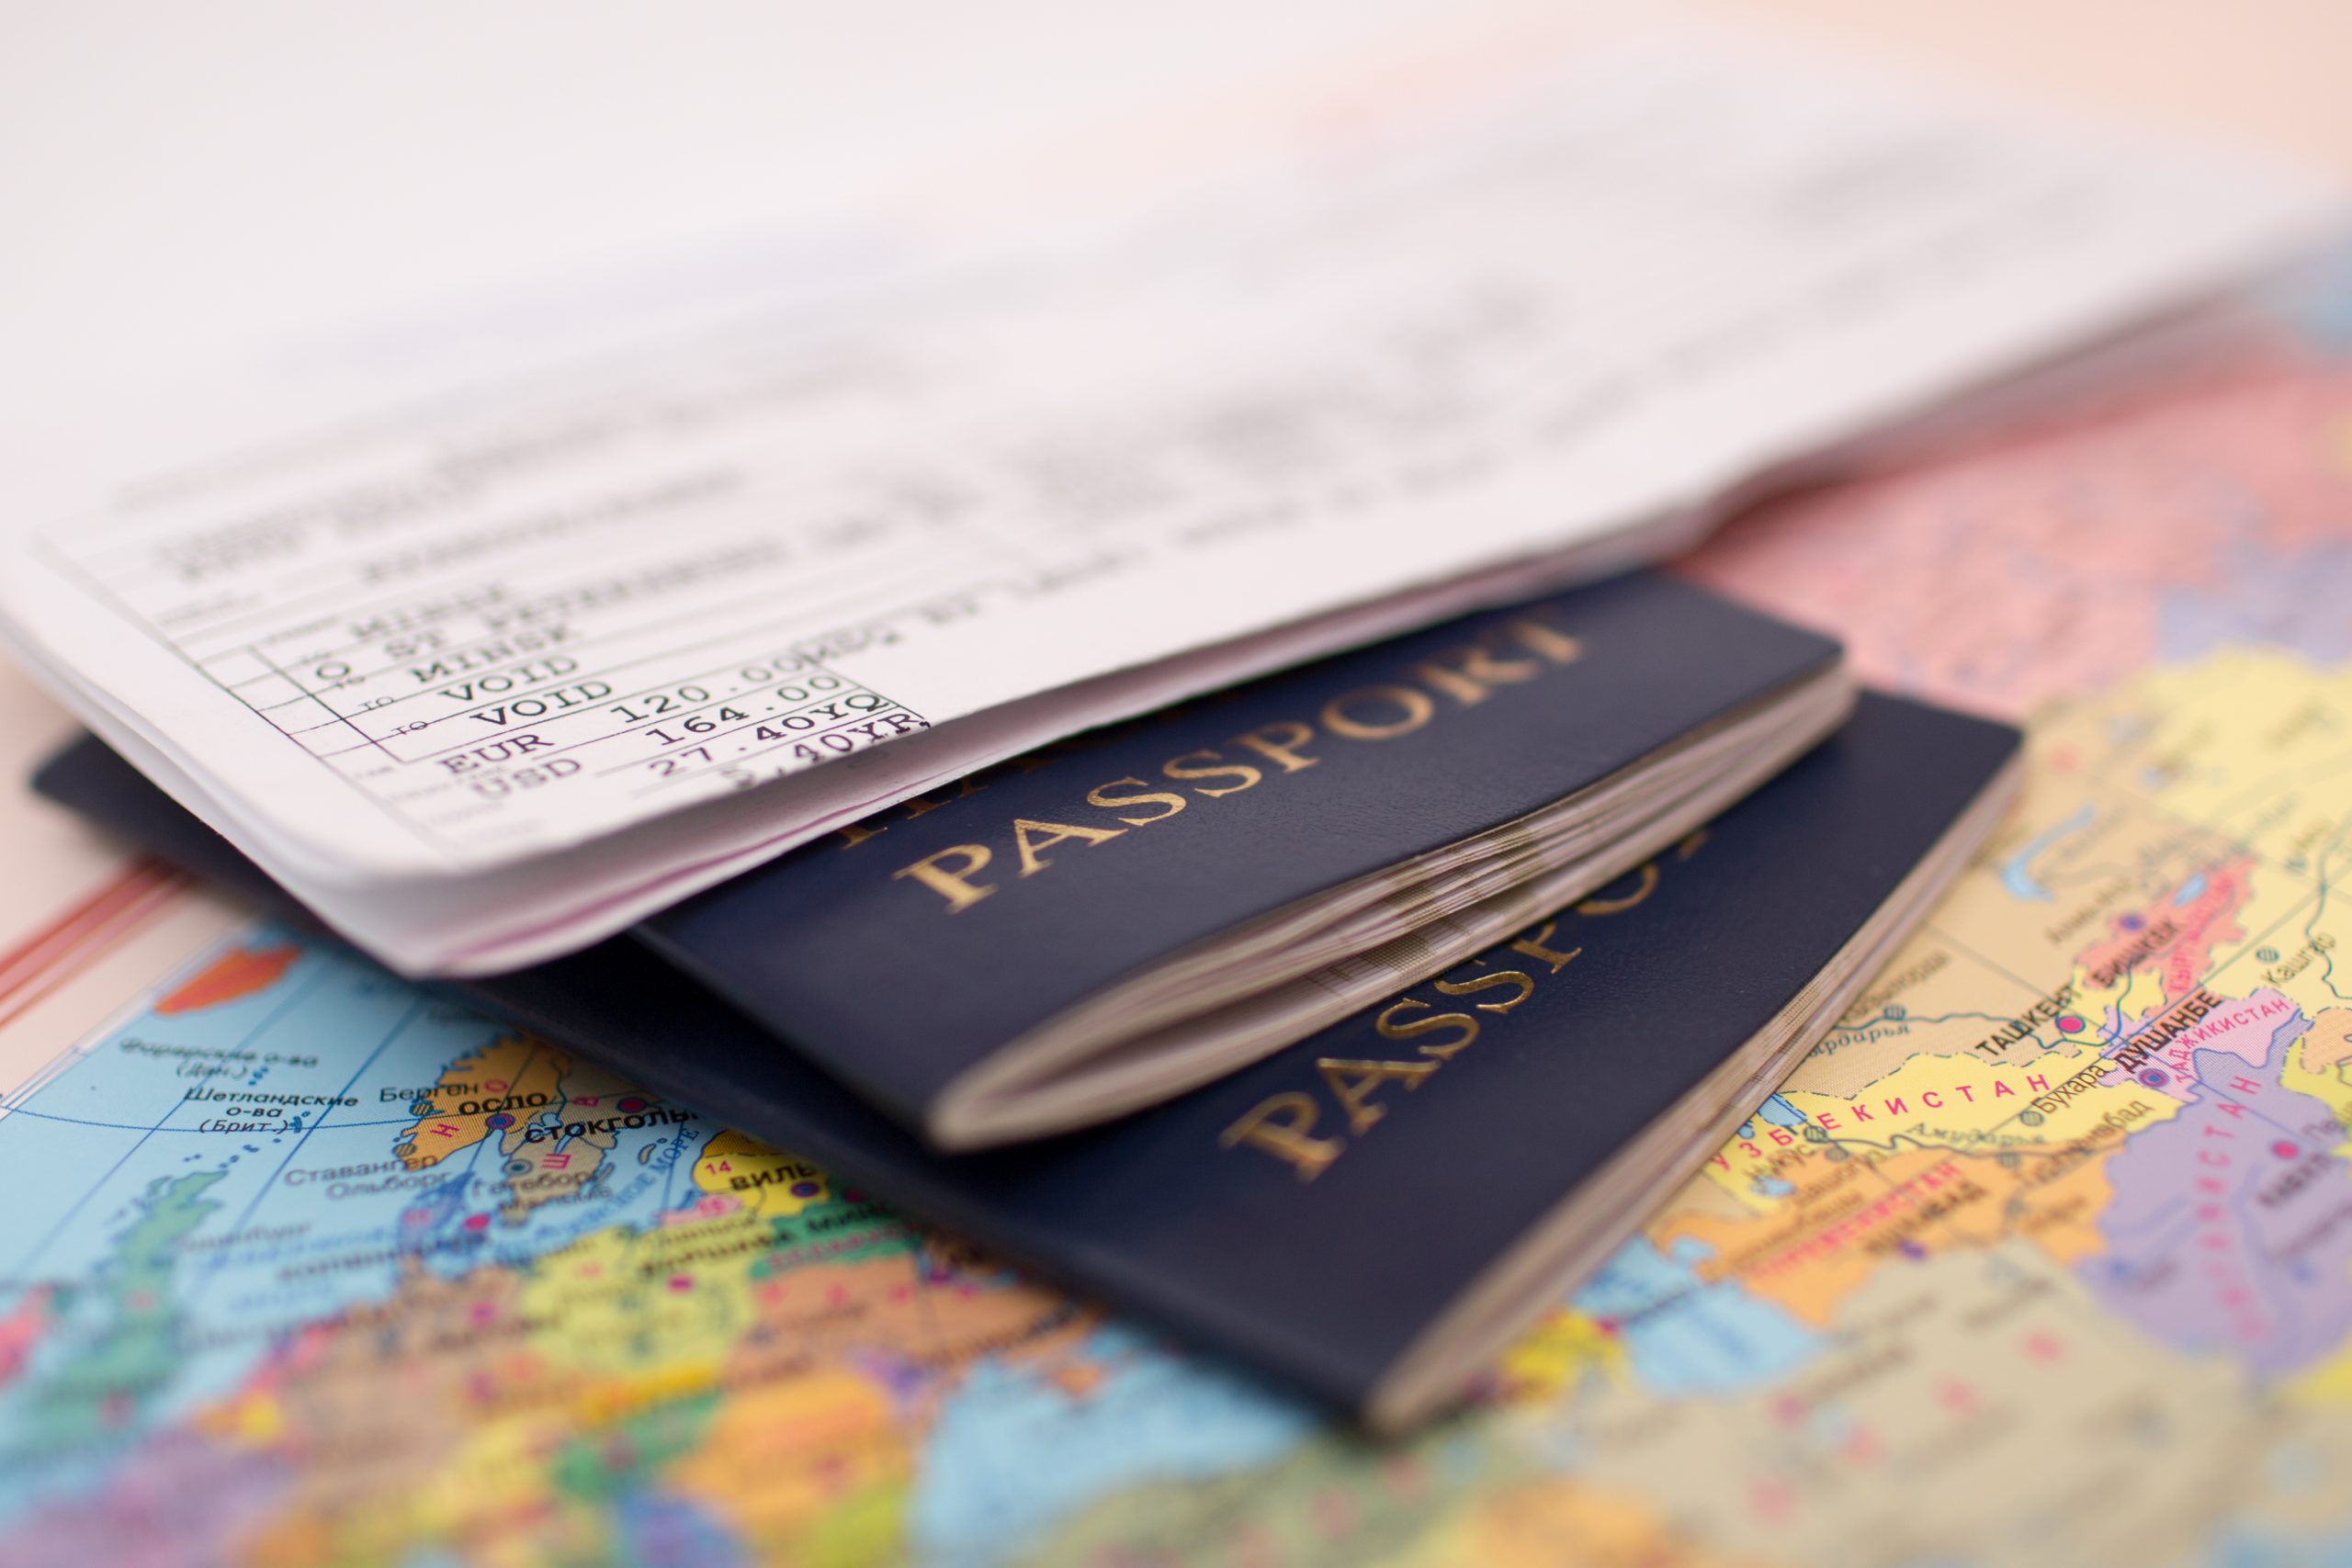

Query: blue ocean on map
left=1570, top=1237, right=1817, bottom=1397
left=911, top=1322, right=1314, bottom=1566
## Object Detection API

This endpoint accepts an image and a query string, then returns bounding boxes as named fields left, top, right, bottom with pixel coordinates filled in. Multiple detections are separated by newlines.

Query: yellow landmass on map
left=492, top=1055, right=644, bottom=1223
left=516, top=1205, right=780, bottom=1374
left=1692, top=1037, right=2177, bottom=1227
left=494, top=1118, right=615, bottom=1224
left=2291, top=1336, right=2352, bottom=1408
left=2122, top=649, right=2352, bottom=864
left=394, top=1032, right=567, bottom=1171
left=1495, top=1307, right=1625, bottom=1403
left=692, top=1129, right=832, bottom=1219
left=1784, top=1044, right=2171, bottom=1156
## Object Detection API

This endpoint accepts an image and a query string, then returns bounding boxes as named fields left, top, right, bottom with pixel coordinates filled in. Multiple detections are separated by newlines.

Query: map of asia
left=5, top=263, right=2352, bottom=1565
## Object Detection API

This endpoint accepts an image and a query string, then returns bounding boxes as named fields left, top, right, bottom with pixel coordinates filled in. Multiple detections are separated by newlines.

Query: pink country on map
left=2069, top=860, right=2256, bottom=1006
left=2124, top=988, right=2303, bottom=1099
left=1681, top=357, right=2352, bottom=712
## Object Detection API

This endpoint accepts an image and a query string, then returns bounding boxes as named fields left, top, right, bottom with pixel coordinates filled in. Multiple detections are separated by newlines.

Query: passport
left=43, top=571, right=1852, bottom=1149
left=36, top=691, right=2021, bottom=1429
left=646, top=571, right=1849, bottom=1145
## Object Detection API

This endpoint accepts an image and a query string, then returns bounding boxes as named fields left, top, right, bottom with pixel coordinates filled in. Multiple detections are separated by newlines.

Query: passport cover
left=35, top=692, right=2022, bottom=1427
left=638, top=570, right=1841, bottom=1138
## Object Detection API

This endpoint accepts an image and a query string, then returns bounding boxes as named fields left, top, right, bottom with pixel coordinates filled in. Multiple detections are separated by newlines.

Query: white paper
left=0, top=22, right=2337, bottom=971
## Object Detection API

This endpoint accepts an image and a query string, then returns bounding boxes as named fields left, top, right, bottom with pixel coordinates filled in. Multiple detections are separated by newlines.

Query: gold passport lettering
left=1217, top=1093, right=1345, bottom=1181
left=1219, top=835, right=1702, bottom=1181
left=1317, top=1058, right=1441, bottom=1134
left=873, top=617, right=1582, bottom=911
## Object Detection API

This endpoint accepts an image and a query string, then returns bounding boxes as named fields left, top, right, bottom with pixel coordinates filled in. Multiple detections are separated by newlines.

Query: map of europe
left=5, top=271, right=2352, bottom=1565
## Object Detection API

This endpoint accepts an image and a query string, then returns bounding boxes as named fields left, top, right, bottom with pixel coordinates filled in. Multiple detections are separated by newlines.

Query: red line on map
left=0, top=860, right=185, bottom=1030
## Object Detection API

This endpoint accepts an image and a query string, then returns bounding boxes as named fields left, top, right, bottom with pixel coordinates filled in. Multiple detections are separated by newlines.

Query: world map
left=6, top=278, right=2352, bottom=1564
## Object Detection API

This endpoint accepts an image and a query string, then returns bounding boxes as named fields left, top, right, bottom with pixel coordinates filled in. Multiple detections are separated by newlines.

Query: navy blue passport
left=35, top=692, right=2019, bottom=1429
left=637, top=571, right=1851, bottom=1146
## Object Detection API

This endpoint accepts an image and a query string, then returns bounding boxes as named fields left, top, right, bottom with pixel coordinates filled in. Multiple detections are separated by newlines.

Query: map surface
left=6, top=276, right=2352, bottom=1564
